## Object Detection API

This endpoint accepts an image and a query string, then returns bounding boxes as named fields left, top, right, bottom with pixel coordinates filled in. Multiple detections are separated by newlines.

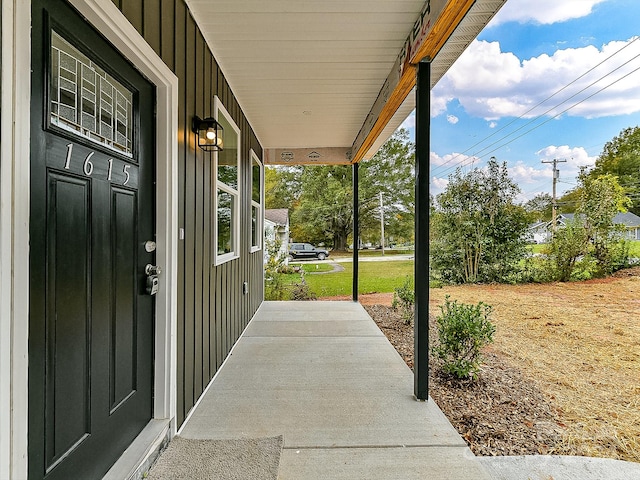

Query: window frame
left=249, top=149, right=263, bottom=253
left=213, top=96, right=241, bottom=265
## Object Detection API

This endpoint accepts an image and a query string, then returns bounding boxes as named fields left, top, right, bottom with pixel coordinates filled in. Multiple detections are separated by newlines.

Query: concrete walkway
left=179, top=301, right=493, bottom=479
left=479, top=455, right=640, bottom=480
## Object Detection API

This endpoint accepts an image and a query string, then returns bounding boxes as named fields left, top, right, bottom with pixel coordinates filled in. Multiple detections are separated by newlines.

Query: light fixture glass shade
left=192, top=116, right=224, bottom=151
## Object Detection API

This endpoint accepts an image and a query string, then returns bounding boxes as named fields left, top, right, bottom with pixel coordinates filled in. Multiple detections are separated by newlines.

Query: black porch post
left=352, top=162, right=359, bottom=302
left=414, top=60, right=430, bottom=400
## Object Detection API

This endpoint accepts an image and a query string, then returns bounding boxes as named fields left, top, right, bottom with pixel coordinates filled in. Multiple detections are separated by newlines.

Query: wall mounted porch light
left=192, top=115, right=223, bottom=151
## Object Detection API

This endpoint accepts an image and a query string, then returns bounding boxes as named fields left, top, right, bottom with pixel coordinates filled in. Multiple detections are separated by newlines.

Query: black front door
left=29, top=1, right=156, bottom=479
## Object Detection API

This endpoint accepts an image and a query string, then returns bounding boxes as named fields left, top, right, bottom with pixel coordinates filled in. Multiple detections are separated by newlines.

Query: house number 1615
left=64, top=143, right=131, bottom=185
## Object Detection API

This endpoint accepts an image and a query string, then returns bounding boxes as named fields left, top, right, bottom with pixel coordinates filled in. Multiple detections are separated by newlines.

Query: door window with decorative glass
left=50, top=31, right=133, bottom=157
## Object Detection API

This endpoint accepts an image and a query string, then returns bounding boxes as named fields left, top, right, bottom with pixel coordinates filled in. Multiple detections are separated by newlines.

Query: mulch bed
left=365, top=304, right=575, bottom=457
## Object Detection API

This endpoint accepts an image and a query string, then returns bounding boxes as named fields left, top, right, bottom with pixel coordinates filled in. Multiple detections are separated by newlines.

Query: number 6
left=83, top=152, right=94, bottom=176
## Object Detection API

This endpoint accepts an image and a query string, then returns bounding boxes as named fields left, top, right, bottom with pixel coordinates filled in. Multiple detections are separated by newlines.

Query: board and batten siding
left=111, top=0, right=264, bottom=426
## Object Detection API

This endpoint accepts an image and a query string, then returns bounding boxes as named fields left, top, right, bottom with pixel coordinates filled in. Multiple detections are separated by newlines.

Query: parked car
left=288, top=243, right=329, bottom=260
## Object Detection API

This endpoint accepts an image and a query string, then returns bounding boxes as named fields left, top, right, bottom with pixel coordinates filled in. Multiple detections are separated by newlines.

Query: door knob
left=145, top=264, right=162, bottom=275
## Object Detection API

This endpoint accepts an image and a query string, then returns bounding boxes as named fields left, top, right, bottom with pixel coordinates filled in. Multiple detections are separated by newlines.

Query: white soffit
left=185, top=0, right=508, bottom=161
left=362, top=0, right=508, bottom=160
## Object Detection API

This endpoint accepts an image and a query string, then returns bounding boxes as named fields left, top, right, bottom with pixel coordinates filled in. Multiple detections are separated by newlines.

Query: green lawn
left=277, top=240, right=640, bottom=299
left=283, top=260, right=414, bottom=297
left=528, top=241, right=640, bottom=256
left=295, top=263, right=335, bottom=273
left=329, top=249, right=414, bottom=258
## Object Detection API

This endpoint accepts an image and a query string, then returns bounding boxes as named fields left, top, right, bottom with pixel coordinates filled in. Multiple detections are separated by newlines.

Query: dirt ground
left=332, top=267, right=640, bottom=463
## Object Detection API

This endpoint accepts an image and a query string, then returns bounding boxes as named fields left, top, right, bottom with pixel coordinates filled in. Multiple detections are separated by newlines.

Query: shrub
left=570, top=255, right=598, bottom=281
left=432, top=296, right=495, bottom=380
left=545, top=218, right=589, bottom=281
left=392, top=276, right=414, bottom=325
left=513, top=255, right=553, bottom=284
left=277, top=264, right=299, bottom=274
left=264, top=235, right=289, bottom=300
left=290, top=274, right=317, bottom=301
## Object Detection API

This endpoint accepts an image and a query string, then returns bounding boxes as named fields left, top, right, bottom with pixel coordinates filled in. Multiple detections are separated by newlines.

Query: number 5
left=123, top=164, right=131, bottom=185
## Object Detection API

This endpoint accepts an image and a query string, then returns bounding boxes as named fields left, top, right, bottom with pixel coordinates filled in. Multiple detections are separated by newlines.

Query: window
left=250, top=149, right=263, bottom=253
left=214, top=97, right=240, bottom=264
left=50, top=31, right=133, bottom=157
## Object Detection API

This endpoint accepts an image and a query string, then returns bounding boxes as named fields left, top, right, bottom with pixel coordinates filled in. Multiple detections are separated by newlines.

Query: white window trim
left=250, top=149, right=263, bottom=253
left=214, top=96, right=241, bottom=265
left=2, top=1, right=179, bottom=478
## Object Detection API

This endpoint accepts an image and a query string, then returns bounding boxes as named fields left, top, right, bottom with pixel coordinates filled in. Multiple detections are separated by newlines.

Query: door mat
left=146, top=435, right=284, bottom=480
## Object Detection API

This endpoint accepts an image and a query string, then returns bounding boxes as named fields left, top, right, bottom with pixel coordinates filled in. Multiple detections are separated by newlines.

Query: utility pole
left=379, top=191, right=385, bottom=255
left=542, top=158, right=566, bottom=233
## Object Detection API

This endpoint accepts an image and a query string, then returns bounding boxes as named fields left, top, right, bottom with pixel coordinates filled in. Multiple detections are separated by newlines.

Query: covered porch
left=177, top=301, right=492, bottom=479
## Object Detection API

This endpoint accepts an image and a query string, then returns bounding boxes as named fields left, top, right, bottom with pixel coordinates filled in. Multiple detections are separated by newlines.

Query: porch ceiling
left=185, top=0, right=507, bottom=163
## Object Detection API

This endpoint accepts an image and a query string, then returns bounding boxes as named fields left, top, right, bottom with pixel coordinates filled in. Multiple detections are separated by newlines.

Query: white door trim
left=1, top=1, right=32, bottom=479
left=67, top=0, right=180, bottom=429
left=1, top=1, right=179, bottom=478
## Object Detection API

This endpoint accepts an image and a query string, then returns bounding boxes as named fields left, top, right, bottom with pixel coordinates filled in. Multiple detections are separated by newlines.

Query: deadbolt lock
left=145, top=264, right=161, bottom=295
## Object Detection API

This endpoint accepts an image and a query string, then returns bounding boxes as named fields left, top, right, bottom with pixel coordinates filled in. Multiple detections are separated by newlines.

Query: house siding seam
left=113, top=0, right=264, bottom=427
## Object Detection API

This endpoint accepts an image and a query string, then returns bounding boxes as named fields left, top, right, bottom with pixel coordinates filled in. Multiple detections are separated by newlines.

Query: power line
left=435, top=59, right=640, bottom=178
left=472, top=62, right=640, bottom=161
left=431, top=36, right=640, bottom=177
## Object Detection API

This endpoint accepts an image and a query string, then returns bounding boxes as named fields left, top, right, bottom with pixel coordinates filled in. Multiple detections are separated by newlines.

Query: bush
left=512, top=255, right=553, bottom=284
left=264, top=235, right=289, bottom=300
left=570, top=255, right=598, bottom=281
left=545, top=218, right=588, bottom=281
left=290, top=274, right=317, bottom=301
left=432, top=296, right=495, bottom=380
left=392, top=276, right=414, bottom=325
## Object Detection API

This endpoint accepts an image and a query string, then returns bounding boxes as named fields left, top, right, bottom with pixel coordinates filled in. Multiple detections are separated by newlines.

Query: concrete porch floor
left=179, top=301, right=493, bottom=479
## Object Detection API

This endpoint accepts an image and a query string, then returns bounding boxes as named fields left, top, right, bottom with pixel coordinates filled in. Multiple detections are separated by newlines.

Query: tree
left=265, top=165, right=302, bottom=209
left=544, top=172, right=631, bottom=280
left=265, top=129, right=415, bottom=250
left=358, top=129, right=415, bottom=246
left=577, top=172, right=631, bottom=275
left=544, top=216, right=589, bottom=282
left=291, top=165, right=353, bottom=250
left=431, top=158, right=529, bottom=284
left=590, top=126, right=640, bottom=214
left=523, top=193, right=553, bottom=222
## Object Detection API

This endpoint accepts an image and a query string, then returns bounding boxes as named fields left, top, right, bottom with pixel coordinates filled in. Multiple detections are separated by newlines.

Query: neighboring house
left=1, top=1, right=505, bottom=479
left=615, top=212, right=640, bottom=240
left=265, top=209, right=290, bottom=263
left=538, top=212, right=640, bottom=242
left=527, top=221, right=550, bottom=244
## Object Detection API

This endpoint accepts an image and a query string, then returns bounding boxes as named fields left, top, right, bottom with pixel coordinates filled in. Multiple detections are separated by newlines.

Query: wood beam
left=350, top=0, right=475, bottom=163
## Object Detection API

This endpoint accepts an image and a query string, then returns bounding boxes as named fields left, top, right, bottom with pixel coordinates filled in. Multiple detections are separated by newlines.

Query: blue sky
left=400, top=0, right=640, bottom=203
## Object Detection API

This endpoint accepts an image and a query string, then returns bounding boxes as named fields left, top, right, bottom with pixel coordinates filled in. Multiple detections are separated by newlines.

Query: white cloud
left=508, top=162, right=550, bottom=186
left=430, top=176, right=449, bottom=195
left=489, top=121, right=498, bottom=128
left=447, top=115, right=459, bottom=124
left=430, top=94, right=450, bottom=117
left=536, top=145, right=596, bottom=172
left=432, top=37, right=640, bottom=121
left=399, top=112, right=415, bottom=131
left=490, top=0, right=609, bottom=26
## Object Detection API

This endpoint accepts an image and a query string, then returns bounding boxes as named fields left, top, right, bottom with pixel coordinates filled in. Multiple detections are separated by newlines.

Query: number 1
left=64, top=143, right=73, bottom=169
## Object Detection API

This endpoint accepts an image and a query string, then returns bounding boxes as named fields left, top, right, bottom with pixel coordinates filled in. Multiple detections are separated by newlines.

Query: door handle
left=145, top=264, right=162, bottom=275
